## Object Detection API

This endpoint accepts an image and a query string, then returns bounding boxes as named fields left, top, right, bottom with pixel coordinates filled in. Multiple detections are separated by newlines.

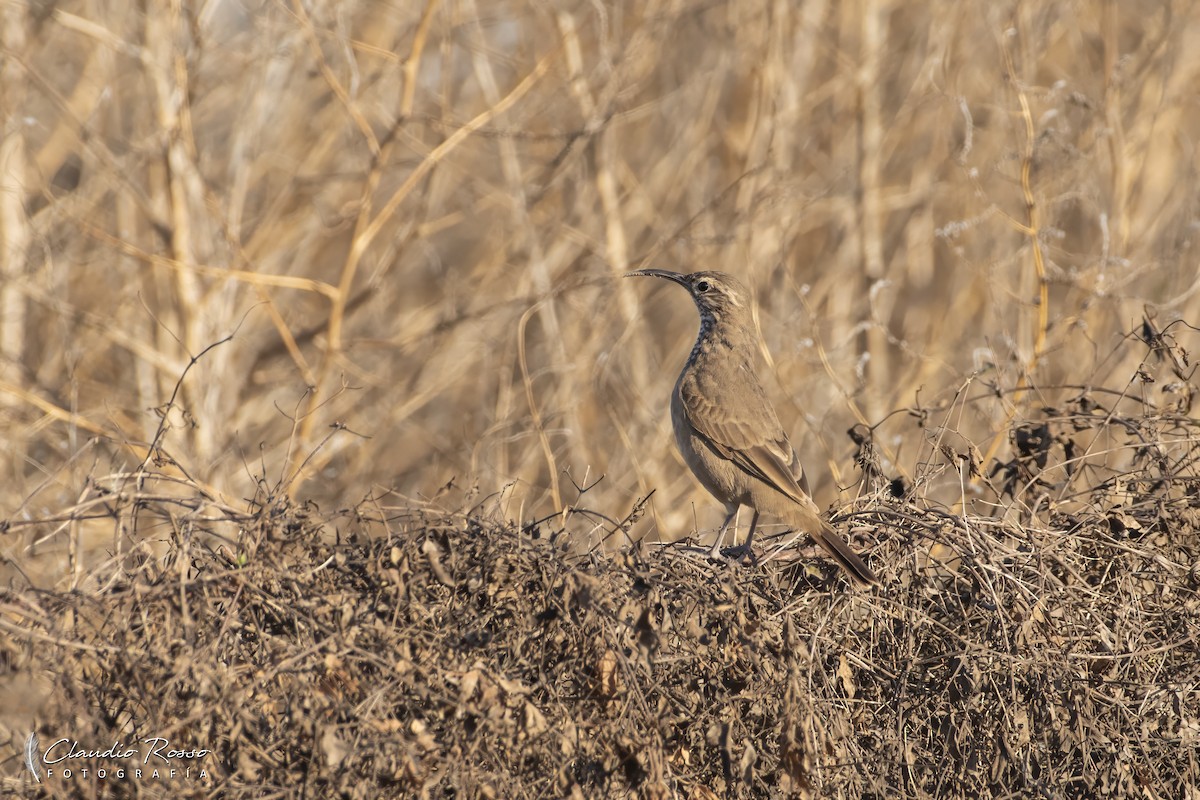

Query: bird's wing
left=679, top=373, right=813, bottom=508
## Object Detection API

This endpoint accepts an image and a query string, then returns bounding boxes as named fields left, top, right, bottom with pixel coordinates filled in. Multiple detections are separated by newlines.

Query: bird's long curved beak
left=625, top=268, right=687, bottom=285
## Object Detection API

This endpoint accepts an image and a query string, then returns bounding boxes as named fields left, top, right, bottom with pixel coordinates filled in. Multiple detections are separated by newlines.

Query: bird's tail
left=812, top=520, right=878, bottom=586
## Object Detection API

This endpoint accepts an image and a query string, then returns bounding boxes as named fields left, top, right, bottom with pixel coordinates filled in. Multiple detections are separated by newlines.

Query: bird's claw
left=709, top=544, right=759, bottom=566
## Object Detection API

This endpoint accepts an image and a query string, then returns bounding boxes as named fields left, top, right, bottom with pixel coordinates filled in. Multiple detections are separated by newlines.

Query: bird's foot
left=711, top=544, right=759, bottom=565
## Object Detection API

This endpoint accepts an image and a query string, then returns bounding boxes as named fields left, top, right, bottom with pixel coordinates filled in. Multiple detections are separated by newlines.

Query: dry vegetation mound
left=3, top=379, right=1199, bottom=798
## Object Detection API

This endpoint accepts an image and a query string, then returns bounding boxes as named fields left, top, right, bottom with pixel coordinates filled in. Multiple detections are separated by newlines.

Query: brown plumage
left=628, top=268, right=877, bottom=585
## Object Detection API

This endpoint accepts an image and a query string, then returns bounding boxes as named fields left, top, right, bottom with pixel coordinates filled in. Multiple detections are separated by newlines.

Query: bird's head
left=625, top=269, right=751, bottom=326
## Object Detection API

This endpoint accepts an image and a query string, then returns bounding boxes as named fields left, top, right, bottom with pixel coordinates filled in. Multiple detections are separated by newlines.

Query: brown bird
left=627, top=269, right=877, bottom=585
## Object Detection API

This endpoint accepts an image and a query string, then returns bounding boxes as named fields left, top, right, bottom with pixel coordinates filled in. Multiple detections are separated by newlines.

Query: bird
left=626, top=268, right=878, bottom=585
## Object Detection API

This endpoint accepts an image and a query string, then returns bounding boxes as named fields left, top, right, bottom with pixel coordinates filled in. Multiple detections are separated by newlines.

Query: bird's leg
left=729, top=510, right=761, bottom=563
left=744, top=509, right=760, bottom=549
left=708, top=505, right=740, bottom=560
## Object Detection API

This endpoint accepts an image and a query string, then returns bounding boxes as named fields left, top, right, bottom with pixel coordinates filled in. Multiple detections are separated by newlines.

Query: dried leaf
left=837, top=653, right=856, bottom=699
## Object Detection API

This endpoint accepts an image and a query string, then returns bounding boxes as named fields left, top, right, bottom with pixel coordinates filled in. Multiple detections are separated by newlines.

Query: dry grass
left=2, top=0, right=1200, bottom=796
left=1, top=382, right=1198, bottom=797
left=3, top=0, right=1199, bottom=536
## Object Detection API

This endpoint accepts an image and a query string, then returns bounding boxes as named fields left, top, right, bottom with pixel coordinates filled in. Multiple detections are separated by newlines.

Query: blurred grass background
left=3, top=0, right=1199, bottom=582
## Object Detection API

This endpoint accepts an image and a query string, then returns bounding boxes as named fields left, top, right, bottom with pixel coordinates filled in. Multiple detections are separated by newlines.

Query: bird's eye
left=695, top=280, right=711, bottom=293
